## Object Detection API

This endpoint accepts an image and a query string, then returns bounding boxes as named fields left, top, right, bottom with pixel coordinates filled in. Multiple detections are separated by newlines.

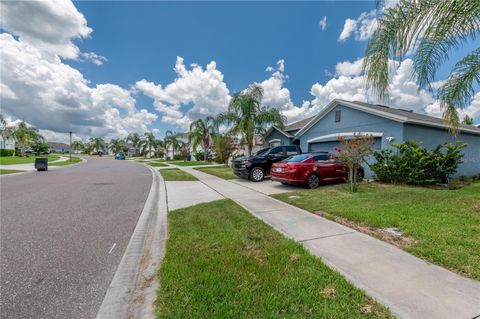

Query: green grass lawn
left=0, top=169, right=25, bottom=175
left=0, top=154, right=60, bottom=165
left=49, top=157, right=83, bottom=166
left=148, top=162, right=169, bottom=167
left=171, top=160, right=214, bottom=166
left=195, top=166, right=237, bottom=180
left=156, top=199, right=393, bottom=319
left=159, top=168, right=198, bottom=181
left=272, top=182, right=480, bottom=280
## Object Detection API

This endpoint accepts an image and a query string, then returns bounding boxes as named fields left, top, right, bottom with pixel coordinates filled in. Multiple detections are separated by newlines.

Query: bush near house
left=0, top=149, right=14, bottom=157
left=370, top=141, right=466, bottom=185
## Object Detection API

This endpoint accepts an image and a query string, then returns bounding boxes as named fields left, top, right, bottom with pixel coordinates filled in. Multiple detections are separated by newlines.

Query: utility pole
left=69, top=131, right=72, bottom=161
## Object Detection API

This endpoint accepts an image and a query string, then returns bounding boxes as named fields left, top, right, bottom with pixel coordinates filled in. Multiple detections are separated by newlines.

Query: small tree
left=214, top=133, right=236, bottom=165
left=335, top=133, right=373, bottom=192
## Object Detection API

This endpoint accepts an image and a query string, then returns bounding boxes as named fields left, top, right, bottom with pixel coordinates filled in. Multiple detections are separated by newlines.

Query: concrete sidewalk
left=165, top=181, right=223, bottom=210
left=178, top=166, right=480, bottom=319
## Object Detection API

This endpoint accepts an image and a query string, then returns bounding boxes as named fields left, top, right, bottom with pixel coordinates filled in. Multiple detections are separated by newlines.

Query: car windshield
left=284, top=154, right=309, bottom=163
left=254, top=148, right=271, bottom=156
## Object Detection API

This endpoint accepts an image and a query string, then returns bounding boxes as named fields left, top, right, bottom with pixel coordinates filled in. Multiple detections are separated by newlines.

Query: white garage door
left=308, top=137, right=382, bottom=153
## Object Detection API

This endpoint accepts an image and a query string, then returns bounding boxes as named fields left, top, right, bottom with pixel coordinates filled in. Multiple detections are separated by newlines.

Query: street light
left=69, top=131, right=72, bottom=161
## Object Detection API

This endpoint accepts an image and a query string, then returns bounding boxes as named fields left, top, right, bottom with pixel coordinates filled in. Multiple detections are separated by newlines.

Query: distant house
left=166, top=132, right=199, bottom=160
left=264, top=99, right=480, bottom=178
left=0, top=135, right=16, bottom=150
left=47, top=142, right=71, bottom=154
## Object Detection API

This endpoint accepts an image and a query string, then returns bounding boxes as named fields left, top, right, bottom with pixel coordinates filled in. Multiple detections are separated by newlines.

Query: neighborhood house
left=264, top=99, right=480, bottom=178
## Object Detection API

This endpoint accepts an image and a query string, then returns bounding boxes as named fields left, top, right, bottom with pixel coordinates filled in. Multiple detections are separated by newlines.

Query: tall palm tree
left=218, top=84, right=285, bottom=156
left=109, top=138, right=124, bottom=154
left=164, top=130, right=182, bottom=159
left=127, top=132, right=141, bottom=155
left=143, top=132, right=157, bottom=158
left=71, top=140, right=84, bottom=154
left=0, top=114, right=16, bottom=155
left=189, top=116, right=217, bottom=161
left=363, top=0, right=480, bottom=131
left=155, top=139, right=166, bottom=158
left=89, top=137, right=105, bottom=155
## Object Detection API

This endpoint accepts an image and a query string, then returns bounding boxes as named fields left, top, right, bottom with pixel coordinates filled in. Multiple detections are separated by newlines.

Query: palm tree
left=155, top=139, right=166, bottom=158
left=143, top=132, right=157, bottom=158
left=189, top=116, right=217, bottom=161
left=71, top=140, right=84, bottom=154
left=127, top=132, right=141, bottom=155
left=13, top=121, right=43, bottom=155
left=89, top=137, right=105, bottom=155
left=0, top=114, right=16, bottom=155
left=363, top=0, right=480, bottom=131
left=164, top=130, right=182, bottom=159
left=109, top=138, right=124, bottom=154
left=218, top=84, right=285, bottom=156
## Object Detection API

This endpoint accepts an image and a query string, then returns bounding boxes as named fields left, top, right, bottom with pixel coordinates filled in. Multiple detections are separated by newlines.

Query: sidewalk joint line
left=299, top=231, right=356, bottom=242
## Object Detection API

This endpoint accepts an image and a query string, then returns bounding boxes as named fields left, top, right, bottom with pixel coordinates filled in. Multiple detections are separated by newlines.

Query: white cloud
left=80, top=52, right=108, bottom=66
left=0, top=33, right=157, bottom=140
left=319, top=16, right=327, bottom=31
left=135, top=57, right=230, bottom=129
left=303, top=58, right=435, bottom=118
left=335, top=58, right=364, bottom=77
left=338, top=19, right=357, bottom=41
left=338, top=10, right=377, bottom=42
left=0, top=0, right=92, bottom=59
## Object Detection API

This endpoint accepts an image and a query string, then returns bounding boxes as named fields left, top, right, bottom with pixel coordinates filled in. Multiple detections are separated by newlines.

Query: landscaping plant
left=335, top=133, right=373, bottom=192
left=370, top=141, right=466, bottom=185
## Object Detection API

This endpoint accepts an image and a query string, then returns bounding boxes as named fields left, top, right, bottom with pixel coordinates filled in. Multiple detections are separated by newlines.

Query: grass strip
left=195, top=166, right=237, bottom=180
left=49, top=157, right=82, bottom=166
left=272, top=182, right=480, bottom=280
left=157, top=199, right=393, bottom=318
left=0, top=155, right=60, bottom=165
left=0, top=169, right=25, bottom=175
left=171, top=161, right=214, bottom=166
left=159, top=168, right=198, bottom=181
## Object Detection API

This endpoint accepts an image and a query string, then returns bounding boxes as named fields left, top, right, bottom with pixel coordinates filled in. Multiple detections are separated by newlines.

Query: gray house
left=264, top=99, right=480, bottom=177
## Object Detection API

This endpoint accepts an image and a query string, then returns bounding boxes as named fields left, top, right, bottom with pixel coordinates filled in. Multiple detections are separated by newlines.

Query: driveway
left=0, top=157, right=152, bottom=319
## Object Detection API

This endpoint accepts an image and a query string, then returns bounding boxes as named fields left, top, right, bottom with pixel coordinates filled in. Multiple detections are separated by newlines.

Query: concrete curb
left=95, top=165, right=167, bottom=319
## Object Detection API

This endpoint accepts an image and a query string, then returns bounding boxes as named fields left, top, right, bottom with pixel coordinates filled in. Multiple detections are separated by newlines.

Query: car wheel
left=307, top=174, right=320, bottom=189
left=249, top=167, right=265, bottom=182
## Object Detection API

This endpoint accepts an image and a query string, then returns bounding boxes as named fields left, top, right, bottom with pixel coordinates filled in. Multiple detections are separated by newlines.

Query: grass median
left=0, top=154, right=60, bottom=165
left=156, top=199, right=393, bottom=318
left=171, top=160, right=214, bottom=166
left=195, top=166, right=237, bottom=180
left=272, top=181, right=480, bottom=281
left=49, top=157, right=82, bottom=166
left=0, top=169, right=25, bottom=175
left=159, top=168, right=198, bottom=181
left=148, top=162, right=169, bottom=167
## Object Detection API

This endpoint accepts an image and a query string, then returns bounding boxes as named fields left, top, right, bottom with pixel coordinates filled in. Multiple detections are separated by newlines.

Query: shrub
left=0, top=149, right=14, bottom=157
left=370, top=141, right=466, bottom=185
left=335, top=134, right=374, bottom=192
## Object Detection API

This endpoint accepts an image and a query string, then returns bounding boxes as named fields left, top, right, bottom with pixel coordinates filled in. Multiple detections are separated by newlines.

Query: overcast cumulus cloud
left=0, top=2, right=157, bottom=142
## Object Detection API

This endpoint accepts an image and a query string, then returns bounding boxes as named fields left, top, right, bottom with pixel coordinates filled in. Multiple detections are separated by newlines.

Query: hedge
left=0, top=149, right=14, bottom=157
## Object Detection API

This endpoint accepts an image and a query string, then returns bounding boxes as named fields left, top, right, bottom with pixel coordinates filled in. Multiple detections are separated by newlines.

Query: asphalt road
left=0, top=157, right=152, bottom=319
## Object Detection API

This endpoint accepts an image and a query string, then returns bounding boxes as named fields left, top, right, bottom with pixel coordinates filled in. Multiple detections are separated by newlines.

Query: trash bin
left=35, top=157, right=48, bottom=171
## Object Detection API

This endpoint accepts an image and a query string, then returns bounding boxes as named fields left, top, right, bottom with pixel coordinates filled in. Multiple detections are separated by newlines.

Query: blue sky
left=1, top=1, right=478, bottom=142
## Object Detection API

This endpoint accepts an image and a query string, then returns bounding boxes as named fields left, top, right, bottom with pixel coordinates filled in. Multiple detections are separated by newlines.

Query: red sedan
left=270, top=153, right=363, bottom=189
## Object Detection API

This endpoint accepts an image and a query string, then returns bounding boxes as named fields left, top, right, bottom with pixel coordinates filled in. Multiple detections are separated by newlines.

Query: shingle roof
left=47, top=142, right=70, bottom=149
left=349, top=100, right=480, bottom=133
left=284, top=116, right=316, bottom=132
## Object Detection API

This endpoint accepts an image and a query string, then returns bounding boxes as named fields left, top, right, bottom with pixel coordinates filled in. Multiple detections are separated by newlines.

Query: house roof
left=284, top=116, right=316, bottom=132
left=47, top=142, right=70, bottom=149
left=295, top=99, right=480, bottom=136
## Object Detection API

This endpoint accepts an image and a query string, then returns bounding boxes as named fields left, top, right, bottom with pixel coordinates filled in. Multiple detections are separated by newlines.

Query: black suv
left=233, top=145, right=302, bottom=182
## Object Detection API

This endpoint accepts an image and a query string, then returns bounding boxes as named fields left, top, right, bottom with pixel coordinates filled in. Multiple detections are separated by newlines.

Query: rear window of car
left=313, top=154, right=330, bottom=161
left=284, top=154, right=310, bottom=162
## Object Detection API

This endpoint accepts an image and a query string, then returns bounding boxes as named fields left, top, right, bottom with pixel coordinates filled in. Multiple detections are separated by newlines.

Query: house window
left=335, top=110, right=341, bottom=122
